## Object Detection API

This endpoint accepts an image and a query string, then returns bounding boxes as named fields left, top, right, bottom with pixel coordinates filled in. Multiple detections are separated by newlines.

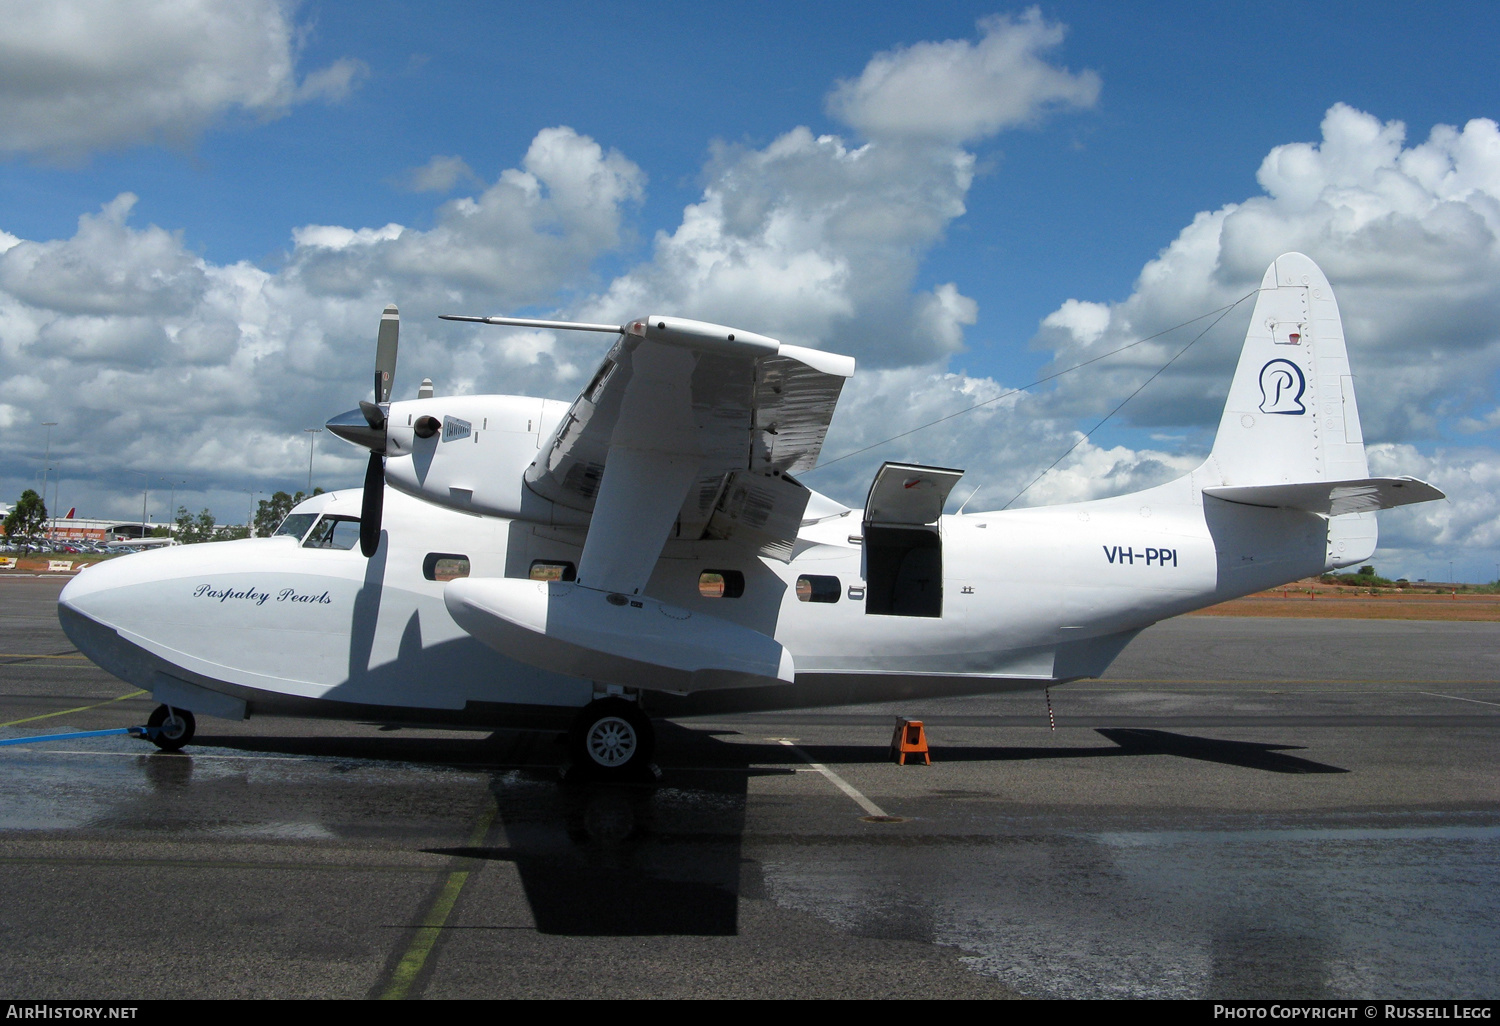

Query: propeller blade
left=374, top=305, right=399, bottom=404
left=360, top=451, right=384, bottom=558
left=358, top=400, right=386, bottom=434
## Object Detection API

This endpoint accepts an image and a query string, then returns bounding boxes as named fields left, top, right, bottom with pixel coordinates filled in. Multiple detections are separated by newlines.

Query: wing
left=523, top=316, right=855, bottom=595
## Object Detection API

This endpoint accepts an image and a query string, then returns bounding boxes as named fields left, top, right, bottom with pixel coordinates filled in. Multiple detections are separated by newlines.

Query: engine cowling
left=382, top=394, right=588, bottom=525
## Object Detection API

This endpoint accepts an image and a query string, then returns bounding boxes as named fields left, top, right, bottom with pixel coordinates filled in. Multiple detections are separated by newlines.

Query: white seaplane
left=59, top=253, right=1443, bottom=774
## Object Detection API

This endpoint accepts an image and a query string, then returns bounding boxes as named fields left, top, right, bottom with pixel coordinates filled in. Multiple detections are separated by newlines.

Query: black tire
left=568, top=698, right=654, bottom=776
left=147, top=704, right=195, bottom=752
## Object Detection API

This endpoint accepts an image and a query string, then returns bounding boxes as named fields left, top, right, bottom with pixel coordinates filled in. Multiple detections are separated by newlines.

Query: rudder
left=1205, top=253, right=1368, bottom=487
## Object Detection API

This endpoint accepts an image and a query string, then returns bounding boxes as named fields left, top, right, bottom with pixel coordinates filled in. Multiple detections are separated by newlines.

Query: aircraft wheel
left=569, top=698, right=654, bottom=776
left=147, top=705, right=196, bottom=752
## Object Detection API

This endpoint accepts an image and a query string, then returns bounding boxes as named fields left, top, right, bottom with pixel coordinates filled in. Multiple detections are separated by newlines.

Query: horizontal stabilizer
left=445, top=577, right=795, bottom=693
left=1203, top=476, right=1444, bottom=516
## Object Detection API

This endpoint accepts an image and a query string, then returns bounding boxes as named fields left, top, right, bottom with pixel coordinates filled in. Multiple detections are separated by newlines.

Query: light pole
left=304, top=428, right=321, bottom=495
left=161, top=478, right=185, bottom=536
left=40, top=422, right=56, bottom=540
left=1449, top=560, right=1455, bottom=585
left=246, top=490, right=260, bottom=537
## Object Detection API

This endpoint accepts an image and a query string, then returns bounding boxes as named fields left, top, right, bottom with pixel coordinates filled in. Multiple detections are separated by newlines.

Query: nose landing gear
left=146, top=705, right=196, bottom=752
left=568, top=697, right=654, bottom=778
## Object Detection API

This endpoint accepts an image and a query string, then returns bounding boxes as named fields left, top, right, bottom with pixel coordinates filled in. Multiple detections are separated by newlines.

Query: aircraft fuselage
left=57, top=452, right=1340, bottom=729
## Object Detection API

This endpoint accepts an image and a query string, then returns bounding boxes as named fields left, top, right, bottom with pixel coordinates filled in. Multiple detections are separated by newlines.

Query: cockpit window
left=302, top=515, right=361, bottom=550
left=274, top=513, right=318, bottom=542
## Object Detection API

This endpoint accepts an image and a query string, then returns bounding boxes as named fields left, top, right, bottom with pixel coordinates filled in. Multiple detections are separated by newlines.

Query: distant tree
left=253, top=488, right=323, bottom=537
left=4, top=490, right=46, bottom=546
left=255, top=491, right=294, bottom=537
left=1358, top=565, right=1375, bottom=577
left=175, top=506, right=219, bottom=544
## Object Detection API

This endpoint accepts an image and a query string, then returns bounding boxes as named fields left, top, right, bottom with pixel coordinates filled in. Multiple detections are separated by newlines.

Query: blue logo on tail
left=1258, top=359, right=1306, bottom=415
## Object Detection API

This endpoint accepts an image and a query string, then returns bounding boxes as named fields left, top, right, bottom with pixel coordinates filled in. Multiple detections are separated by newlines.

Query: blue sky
left=3, top=1, right=1499, bottom=581
left=14, top=3, right=1498, bottom=333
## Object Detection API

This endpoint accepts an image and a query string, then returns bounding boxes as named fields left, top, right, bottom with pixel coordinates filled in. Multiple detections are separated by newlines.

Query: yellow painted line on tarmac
left=0, top=689, right=147, bottom=728
left=0, top=855, right=450, bottom=874
left=379, top=803, right=497, bottom=1000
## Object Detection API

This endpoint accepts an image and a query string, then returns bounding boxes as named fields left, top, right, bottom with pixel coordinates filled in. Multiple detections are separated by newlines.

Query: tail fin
left=1205, top=252, right=1368, bottom=487
left=1199, top=253, right=1445, bottom=571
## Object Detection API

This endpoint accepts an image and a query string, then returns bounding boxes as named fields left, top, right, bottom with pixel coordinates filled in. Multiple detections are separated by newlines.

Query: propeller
left=326, top=304, right=399, bottom=557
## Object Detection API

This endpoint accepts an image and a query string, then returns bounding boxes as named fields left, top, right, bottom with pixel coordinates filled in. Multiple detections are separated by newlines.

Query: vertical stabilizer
left=1205, top=253, right=1368, bottom=487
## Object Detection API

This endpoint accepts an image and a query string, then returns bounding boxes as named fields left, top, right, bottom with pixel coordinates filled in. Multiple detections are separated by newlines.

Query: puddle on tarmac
left=0, top=732, right=484, bottom=834
left=757, top=820, right=1500, bottom=998
left=5, top=729, right=1495, bottom=998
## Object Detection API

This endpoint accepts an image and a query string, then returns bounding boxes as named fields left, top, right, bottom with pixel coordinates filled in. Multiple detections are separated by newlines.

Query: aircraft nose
left=58, top=552, right=153, bottom=635
left=59, top=556, right=124, bottom=614
left=57, top=558, right=149, bottom=682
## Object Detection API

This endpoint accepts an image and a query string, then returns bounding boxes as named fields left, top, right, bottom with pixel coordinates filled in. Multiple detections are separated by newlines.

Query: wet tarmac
left=2, top=576, right=1497, bottom=999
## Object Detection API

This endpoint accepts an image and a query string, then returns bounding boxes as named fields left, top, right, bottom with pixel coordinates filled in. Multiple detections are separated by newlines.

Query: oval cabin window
left=423, top=553, right=470, bottom=582
left=529, top=560, right=577, bottom=582
left=699, top=570, right=745, bottom=599
left=795, top=575, right=841, bottom=603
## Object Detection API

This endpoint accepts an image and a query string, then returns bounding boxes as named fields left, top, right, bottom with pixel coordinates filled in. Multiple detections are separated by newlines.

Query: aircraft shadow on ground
left=717, top=728, right=1348, bottom=775
left=198, top=729, right=558, bottom=766
left=198, top=721, right=1345, bottom=776
left=196, top=721, right=1343, bottom=937
left=429, top=721, right=768, bottom=937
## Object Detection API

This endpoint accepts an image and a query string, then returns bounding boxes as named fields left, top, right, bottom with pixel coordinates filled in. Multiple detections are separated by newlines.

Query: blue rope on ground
left=0, top=726, right=147, bottom=747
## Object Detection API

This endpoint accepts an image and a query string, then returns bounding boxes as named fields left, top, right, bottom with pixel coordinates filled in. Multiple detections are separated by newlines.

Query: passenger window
left=274, top=513, right=317, bottom=541
left=699, top=570, right=745, bottom=599
left=529, top=560, right=577, bottom=582
left=795, top=575, right=841, bottom=603
left=423, top=553, right=470, bottom=582
left=302, top=515, right=361, bottom=550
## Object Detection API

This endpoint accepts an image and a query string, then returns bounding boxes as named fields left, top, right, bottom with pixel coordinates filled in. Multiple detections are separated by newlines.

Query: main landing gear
left=568, top=697, right=654, bottom=778
left=146, top=704, right=196, bottom=752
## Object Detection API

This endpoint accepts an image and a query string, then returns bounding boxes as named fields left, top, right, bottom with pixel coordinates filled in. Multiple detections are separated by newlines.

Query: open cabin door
left=862, top=462, right=964, bottom=617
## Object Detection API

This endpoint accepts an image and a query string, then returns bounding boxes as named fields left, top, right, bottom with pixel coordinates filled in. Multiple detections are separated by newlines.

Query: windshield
left=302, top=515, right=361, bottom=550
left=273, top=513, right=318, bottom=542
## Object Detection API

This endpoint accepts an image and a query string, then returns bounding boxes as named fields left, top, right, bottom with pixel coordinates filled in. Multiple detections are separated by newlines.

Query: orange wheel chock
left=891, top=718, right=931, bottom=766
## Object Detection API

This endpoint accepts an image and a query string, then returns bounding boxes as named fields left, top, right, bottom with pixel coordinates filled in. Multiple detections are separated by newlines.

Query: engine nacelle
left=383, top=394, right=587, bottom=525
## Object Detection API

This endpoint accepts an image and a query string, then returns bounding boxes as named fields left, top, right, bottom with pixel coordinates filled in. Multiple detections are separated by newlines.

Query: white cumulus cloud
left=396, top=155, right=482, bottom=194
left=1026, top=105, right=1500, bottom=448
left=0, top=127, right=644, bottom=521
left=0, top=0, right=368, bottom=161
left=827, top=8, right=1099, bottom=143
left=953, top=103, right=1500, bottom=574
left=578, top=130, right=979, bottom=365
